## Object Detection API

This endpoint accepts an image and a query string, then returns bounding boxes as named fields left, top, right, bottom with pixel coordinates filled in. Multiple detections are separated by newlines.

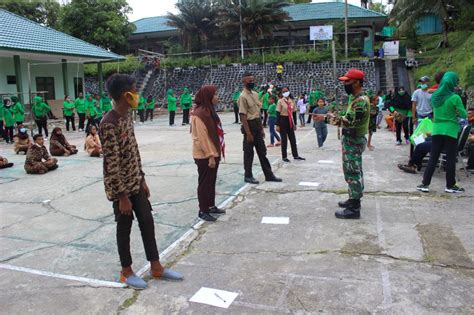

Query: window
left=35, top=77, right=55, bottom=100
left=7, top=75, right=16, bottom=85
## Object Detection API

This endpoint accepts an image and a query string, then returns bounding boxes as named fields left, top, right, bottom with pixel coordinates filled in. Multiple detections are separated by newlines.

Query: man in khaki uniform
left=239, top=72, right=281, bottom=184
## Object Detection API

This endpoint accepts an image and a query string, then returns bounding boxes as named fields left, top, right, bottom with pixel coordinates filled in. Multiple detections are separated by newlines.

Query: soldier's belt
left=341, top=128, right=357, bottom=137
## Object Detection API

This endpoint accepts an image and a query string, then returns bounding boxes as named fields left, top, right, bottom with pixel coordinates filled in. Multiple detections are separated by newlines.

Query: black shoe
left=209, top=206, right=226, bottom=214
left=335, top=208, right=361, bottom=219
left=244, top=177, right=260, bottom=184
left=294, top=156, right=305, bottom=161
left=199, top=211, right=217, bottom=221
left=282, top=158, right=291, bottom=163
left=338, top=199, right=352, bottom=208
left=49, top=164, right=59, bottom=171
left=266, top=176, right=282, bottom=182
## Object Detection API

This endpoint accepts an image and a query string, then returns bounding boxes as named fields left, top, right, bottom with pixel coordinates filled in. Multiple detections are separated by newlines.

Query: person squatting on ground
left=239, top=72, right=282, bottom=185
left=32, top=96, right=51, bottom=139
left=417, top=71, right=467, bottom=194
left=276, top=87, right=306, bottom=163
left=75, top=92, right=87, bottom=132
left=14, top=125, right=31, bottom=154
left=49, top=127, right=78, bottom=156
left=314, top=69, right=370, bottom=219
left=191, top=85, right=226, bottom=222
left=99, top=73, right=183, bottom=290
left=85, top=125, right=102, bottom=157
left=63, top=96, right=76, bottom=131
left=24, top=134, right=58, bottom=174
left=180, top=87, right=192, bottom=125
left=0, top=155, right=14, bottom=169
left=312, top=98, right=329, bottom=148
left=267, top=94, right=281, bottom=147
left=167, top=89, right=177, bottom=126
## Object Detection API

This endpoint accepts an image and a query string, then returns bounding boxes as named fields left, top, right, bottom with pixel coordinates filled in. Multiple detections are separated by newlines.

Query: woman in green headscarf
left=11, top=96, right=24, bottom=125
left=417, top=71, right=467, bottom=194
left=75, top=92, right=87, bottom=131
left=100, top=92, right=112, bottom=114
left=2, top=99, right=15, bottom=143
left=180, top=87, right=192, bottom=125
left=167, top=88, right=177, bottom=126
left=85, top=93, right=97, bottom=133
left=32, top=95, right=51, bottom=138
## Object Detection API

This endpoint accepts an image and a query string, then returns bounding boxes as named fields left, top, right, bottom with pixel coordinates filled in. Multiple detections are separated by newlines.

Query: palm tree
left=390, top=0, right=469, bottom=48
left=167, top=0, right=220, bottom=52
left=217, top=0, right=290, bottom=48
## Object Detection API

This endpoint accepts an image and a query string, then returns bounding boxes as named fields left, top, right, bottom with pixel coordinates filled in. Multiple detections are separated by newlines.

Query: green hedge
left=84, top=55, right=143, bottom=77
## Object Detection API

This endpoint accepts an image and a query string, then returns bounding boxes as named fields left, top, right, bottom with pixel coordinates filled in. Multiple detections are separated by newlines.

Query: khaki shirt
left=276, top=98, right=295, bottom=116
left=191, top=115, right=219, bottom=159
left=238, top=89, right=261, bottom=120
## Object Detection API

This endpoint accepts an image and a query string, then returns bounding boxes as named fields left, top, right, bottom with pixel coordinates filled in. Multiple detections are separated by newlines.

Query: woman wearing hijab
left=63, top=95, right=76, bottom=131
left=49, top=127, right=78, bottom=156
left=2, top=99, right=15, bottom=144
left=417, top=71, right=467, bottom=193
left=276, top=87, right=305, bottom=162
left=14, top=125, right=31, bottom=154
left=389, top=87, right=412, bottom=145
left=167, top=89, right=177, bottom=126
left=11, top=96, right=24, bottom=126
left=191, top=85, right=226, bottom=222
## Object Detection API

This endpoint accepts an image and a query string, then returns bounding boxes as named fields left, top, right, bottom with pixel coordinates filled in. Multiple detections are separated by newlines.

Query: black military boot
left=338, top=199, right=352, bottom=208
left=335, top=199, right=361, bottom=219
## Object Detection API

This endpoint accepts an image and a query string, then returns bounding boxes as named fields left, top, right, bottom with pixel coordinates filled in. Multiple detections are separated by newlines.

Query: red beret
left=339, top=69, right=365, bottom=81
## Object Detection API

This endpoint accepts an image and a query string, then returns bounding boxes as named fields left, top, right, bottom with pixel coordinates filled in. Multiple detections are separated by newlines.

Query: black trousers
left=279, top=118, right=299, bottom=159
left=182, top=108, right=190, bottom=124
left=35, top=117, right=48, bottom=137
left=146, top=109, right=154, bottom=121
left=4, top=126, right=14, bottom=143
left=65, top=115, right=76, bottom=131
left=243, top=119, right=274, bottom=179
left=169, top=111, right=175, bottom=125
left=195, top=157, right=220, bottom=213
left=410, top=140, right=431, bottom=167
left=78, top=113, right=86, bottom=130
left=138, top=109, right=145, bottom=123
left=422, top=135, right=458, bottom=188
left=113, top=185, right=159, bottom=268
left=395, top=117, right=409, bottom=142
left=233, top=103, right=239, bottom=123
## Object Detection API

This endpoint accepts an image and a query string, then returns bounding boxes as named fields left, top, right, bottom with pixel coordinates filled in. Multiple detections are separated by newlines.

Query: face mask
left=125, top=92, right=140, bottom=109
left=20, top=128, right=26, bottom=133
left=344, top=84, right=354, bottom=95
left=420, top=84, right=428, bottom=89
left=398, top=91, right=405, bottom=96
left=246, top=82, right=255, bottom=90
left=282, top=92, right=290, bottom=98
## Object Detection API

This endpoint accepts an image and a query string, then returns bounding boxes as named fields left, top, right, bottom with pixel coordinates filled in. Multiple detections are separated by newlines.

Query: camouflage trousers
left=342, top=135, right=367, bottom=200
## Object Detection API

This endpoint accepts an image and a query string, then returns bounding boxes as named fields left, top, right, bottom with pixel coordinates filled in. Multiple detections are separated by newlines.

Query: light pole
left=239, top=0, right=244, bottom=60
left=344, top=0, right=348, bottom=60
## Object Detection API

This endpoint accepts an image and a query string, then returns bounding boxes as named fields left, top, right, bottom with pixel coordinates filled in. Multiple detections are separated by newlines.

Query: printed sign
left=310, top=25, right=333, bottom=41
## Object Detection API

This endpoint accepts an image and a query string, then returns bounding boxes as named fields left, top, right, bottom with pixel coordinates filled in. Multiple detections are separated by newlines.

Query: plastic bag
left=410, top=118, right=433, bottom=145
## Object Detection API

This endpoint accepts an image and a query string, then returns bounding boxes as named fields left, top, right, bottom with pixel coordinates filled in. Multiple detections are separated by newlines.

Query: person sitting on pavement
left=24, top=134, right=58, bottom=174
left=49, top=127, right=78, bottom=156
left=13, top=125, right=31, bottom=154
left=84, top=125, right=102, bottom=157
left=0, top=155, right=14, bottom=169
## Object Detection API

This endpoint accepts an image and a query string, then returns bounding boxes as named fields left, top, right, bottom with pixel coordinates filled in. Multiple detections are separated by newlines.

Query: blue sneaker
left=150, top=268, right=184, bottom=281
left=120, top=272, right=147, bottom=289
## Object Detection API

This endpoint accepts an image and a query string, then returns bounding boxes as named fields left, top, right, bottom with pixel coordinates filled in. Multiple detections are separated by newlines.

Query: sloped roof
left=131, top=2, right=386, bottom=35
left=0, top=9, right=124, bottom=60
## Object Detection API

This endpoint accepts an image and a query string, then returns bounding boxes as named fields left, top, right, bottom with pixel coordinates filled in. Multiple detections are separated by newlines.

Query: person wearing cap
left=412, top=76, right=433, bottom=125
left=314, top=69, right=370, bottom=219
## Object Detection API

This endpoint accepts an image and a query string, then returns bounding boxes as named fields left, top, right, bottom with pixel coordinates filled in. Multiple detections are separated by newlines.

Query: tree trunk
left=442, top=21, right=449, bottom=48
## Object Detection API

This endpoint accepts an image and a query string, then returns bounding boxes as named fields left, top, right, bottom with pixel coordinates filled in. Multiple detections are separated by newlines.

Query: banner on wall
left=309, top=26, right=333, bottom=41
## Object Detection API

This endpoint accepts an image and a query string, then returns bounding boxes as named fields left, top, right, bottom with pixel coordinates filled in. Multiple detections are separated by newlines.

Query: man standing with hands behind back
left=239, top=72, right=282, bottom=184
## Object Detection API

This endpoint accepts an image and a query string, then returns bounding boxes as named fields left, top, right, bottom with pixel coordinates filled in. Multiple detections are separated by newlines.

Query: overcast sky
left=126, top=0, right=387, bottom=22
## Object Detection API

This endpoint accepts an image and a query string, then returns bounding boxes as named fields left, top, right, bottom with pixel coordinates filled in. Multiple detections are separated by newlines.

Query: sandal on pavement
left=150, top=268, right=184, bottom=281
left=119, top=272, right=147, bottom=289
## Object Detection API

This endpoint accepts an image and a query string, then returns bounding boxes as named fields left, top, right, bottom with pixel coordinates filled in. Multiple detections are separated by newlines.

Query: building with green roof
left=0, top=8, right=125, bottom=108
left=128, top=2, right=386, bottom=56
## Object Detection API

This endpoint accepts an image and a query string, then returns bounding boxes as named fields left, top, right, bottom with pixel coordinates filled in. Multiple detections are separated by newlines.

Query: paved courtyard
left=1, top=112, right=473, bottom=314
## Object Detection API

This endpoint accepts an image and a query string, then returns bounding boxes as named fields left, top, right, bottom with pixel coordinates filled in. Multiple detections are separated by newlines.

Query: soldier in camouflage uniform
left=24, top=134, right=58, bottom=174
left=313, top=69, right=370, bottom=219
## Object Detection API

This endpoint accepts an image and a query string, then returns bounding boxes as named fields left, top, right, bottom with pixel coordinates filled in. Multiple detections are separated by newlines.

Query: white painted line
left=318, top=160, right=334, bottom=164
left=190, top=287, right=239, bottom=309
left=0, top=263, right=126, bottom=288
left=299, top=181, right=320, bottom=187
left=261, top=217, right=290, bottom=225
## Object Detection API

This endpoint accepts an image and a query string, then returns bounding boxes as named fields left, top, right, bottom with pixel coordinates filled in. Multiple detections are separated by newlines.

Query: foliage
left=0, top=0, right=61, bottom=28
left=453, top=4, right=474, bottom=31
left=60, top=0, right=135, bottom=54
left=84, top=55, right=143, bottom=77
left=369, top=1, right=387, bottom=14
left=466, top=65, right=474, bottom=88
left=404, top=24, right=421, bottom=50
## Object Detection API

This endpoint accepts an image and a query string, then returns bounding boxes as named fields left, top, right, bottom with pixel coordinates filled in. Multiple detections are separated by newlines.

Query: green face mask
left=398, top=91, right=405, bottom=96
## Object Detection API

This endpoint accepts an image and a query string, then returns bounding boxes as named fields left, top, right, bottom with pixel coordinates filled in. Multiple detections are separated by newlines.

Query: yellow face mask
left=125, top=92, right=140, bottom=109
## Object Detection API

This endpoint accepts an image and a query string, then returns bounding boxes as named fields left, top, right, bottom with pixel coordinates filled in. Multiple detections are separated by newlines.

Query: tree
left=166, top=0, right=220, bottom=52
left=217, top=0, right=290, bottom=48
left=390, top=0, right=470, bottom=48
left=369, top=1, right=387, bottom=14
left=0, top=0, right=62, bottom=28
left=60, top=0, right=135, bottom=54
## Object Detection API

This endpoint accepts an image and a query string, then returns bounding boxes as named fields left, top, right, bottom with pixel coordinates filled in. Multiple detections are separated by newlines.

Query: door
left=35, top=77, right=55, bottom=100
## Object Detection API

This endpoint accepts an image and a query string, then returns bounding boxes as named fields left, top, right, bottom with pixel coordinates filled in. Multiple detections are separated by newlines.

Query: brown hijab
left=50, top=127, right=67, bottom=145
left=193, top=85, right=222, bottom=156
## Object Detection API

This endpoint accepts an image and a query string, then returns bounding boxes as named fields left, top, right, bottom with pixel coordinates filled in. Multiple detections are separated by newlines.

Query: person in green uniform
left=75, top=92, right=87, bottom=131
left=167, top=89, right=177, bottom=126
left=314, top=69, right=370, bottom=219
left=137, top=94, right=145, bottom=123
left=11, top=96, right=24, bottom=125
left=417, top=71, right=467, bottom=193
left=261, top=88, right=270, bottom=127
left=2, top=99, right=15, bottom=143
left=94, top=94, right=103, bottom=125
left=63, top=95, right=76, bottom=131
left=307, top=88, right=324, bottom=124
left=266, top=94, right=280, bottom=147
left=145, top=96, right=155, bottom=121
left=389, top=86, right=412, bottom=145
left=100, top=93, right=112, bottom=115
left=85, top=93, right=97, bottom=133
left=32, top=95, right=51, bottom=138
left=231, top=88, right=241, bottom=124
left=180, top=87, right=192, bottom=125
left=0, top=99, right=5, bottom=142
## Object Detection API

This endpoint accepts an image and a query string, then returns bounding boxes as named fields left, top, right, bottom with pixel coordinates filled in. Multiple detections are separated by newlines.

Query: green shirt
left=75, top=98, right=87, bottom=114
left=63, top=100, right=75, bottom=117
left=0, top=103, right=4, bottom=120
left=180, top=93, right=192, bottom=109
left=262, top=93, right=270, bottom=110
left=232, top=91, right=241, bottom=104
left=432, top=94, right=467, bottom=139
left=95, top=100, right=103, bottom=118
left=137, top=95, right=145, bottom=110
left=3, top=106, right=15, bottom=127
left=268, top=103, right=277, bottom=118
left=100, top=97, right=112, bottom=113
left=341, top=94, right=370, bottom=136
left=146, top=99, right=155, bottom=110
left=12, top=101, right=25, bottom=122
left=32, top=102, right=51, bottom=119
left=86, top=100, right=97, bottom=117
left=167, top=95, right=177, bottom=111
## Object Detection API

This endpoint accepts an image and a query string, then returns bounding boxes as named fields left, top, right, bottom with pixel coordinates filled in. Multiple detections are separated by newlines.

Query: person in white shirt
left=297, top=95, right=307, bottom=127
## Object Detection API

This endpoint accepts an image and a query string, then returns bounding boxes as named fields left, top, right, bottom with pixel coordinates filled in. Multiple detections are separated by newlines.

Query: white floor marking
left=317, top=160, right=334, bottom=164
left=261, top=217, right=290, bottom=225
left=299, top=181, right=320, bottom=187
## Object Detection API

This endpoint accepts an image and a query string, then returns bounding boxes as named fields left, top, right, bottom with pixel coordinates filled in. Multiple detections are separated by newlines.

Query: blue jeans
left=299, top=113, right=305, bottom=125
left=314, top=124, right=328, bottom=147
left=268, top=117, right=280, bottom=144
